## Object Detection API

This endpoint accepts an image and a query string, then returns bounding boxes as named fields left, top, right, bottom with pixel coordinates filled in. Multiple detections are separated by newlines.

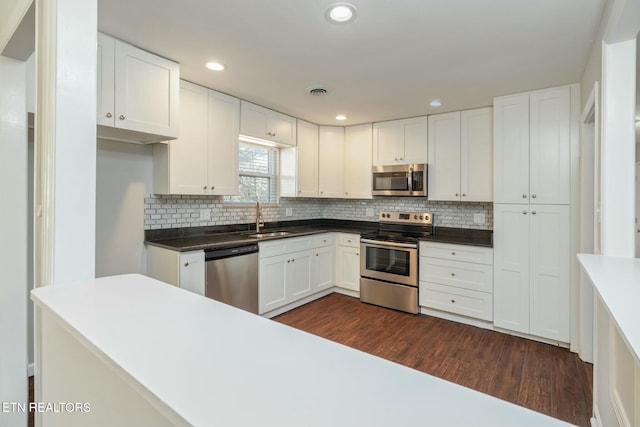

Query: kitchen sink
left=244, top=231, right=292, bottom=238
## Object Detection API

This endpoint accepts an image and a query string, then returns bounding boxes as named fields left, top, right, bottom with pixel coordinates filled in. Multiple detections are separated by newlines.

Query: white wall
left=0, top=54, right=28, bottom=427
left=96, top=140, right=153, bottom=276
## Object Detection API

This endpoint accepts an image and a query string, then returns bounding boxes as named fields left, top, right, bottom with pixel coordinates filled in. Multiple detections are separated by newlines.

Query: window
left=224, top=143, right=278, bottom=204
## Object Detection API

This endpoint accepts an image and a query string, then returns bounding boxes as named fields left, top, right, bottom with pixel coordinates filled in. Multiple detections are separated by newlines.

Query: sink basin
left=245, top=231, right=292, bottom=238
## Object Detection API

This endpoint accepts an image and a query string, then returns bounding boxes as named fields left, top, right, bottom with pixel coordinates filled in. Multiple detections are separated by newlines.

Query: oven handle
left=360, top=239, right=418, bottom=249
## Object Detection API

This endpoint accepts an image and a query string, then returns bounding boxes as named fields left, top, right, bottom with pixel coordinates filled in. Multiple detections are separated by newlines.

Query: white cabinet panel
left=420, top=258, right=493, bottom=293
left=461, top=107, right=493, bottom=202
left=529, top=204, right=570, bottom=342
left=207, top=89, right=240, bottom=195
left=344, top=123, right=373, bottom=199
left=179, top=251, right=205, bottom=296
left=287, top=250, right=314, bottom=300
left=493, top=94, right=530, bottom=204
left=493, top=204, right=531, bottom=334
left=318, top=126, right=345, bottom=198
left=494, top=203, right=569, bottom=342
left=419, top=241, right=493, bottom=265
left=97, top=33, right=179, bottom=141
left=336, top=245, right=360, bottom=292
left=420, top=283, right=493, bottom=321
left=428, top=112, right=461, bottom=201
left=529, top=87, right=571, bottom=204
left=373, top=116, right=427, bottom=166
left=494, top=87, right=570, bottom=205
left=428, top=108, right=492, bottom=202
left=153, top=82, right=239, bottom=195
left=259, top=254, right=288, bottom=314
left=240, top=101, right=296, bottom=146
left=314, top=246, right=335, bottom=292
left=295, top=120, right=319, bottom=197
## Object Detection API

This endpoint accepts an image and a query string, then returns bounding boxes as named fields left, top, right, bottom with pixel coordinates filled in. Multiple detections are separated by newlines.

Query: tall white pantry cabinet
left=493, top=85, right=573, bottom=343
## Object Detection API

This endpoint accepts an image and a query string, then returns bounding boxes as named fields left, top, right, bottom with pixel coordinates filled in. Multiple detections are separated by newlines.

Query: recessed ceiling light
left=336, top=115, right=347, bottom=121
left=205, top=62, right=225, bottom=71
left=430, top=100, right=442, bottom=107
left=325, top=3, right=357, bottom=24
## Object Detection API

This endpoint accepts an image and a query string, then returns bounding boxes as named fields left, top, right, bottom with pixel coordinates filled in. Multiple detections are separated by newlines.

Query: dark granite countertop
left=145, top=219, right=493, bottom=252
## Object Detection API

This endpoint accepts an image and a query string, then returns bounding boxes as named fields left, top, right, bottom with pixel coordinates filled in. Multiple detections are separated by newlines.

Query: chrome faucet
left=256, top=201, right=264, bottom=232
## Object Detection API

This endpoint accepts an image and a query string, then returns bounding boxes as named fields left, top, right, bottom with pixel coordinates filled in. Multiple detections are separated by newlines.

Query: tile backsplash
left=144, top=195, right=493, bottom=230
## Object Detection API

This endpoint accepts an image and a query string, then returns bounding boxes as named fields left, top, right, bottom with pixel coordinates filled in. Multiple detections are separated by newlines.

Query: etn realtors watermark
left=2, top=401, right=91, bottom=413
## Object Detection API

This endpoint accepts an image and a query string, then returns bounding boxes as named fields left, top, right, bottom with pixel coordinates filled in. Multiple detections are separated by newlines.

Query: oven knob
left=414, top=215, right=418, bottom=219
left=420, top=215, right=424, bottom=220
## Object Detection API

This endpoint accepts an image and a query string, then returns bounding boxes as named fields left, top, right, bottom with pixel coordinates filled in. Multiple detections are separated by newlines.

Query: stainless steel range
left=360, top=211, right=433, bottom=314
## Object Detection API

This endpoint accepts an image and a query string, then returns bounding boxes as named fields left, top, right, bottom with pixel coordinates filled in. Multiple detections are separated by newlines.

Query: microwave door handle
left=408, top=168, right=413, bottom=191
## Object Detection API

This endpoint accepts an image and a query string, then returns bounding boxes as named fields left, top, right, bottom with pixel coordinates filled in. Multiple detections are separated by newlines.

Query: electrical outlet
left=365, top=208, right=374, bottom=217
left=200, top=208, right=211, bottom=221
left=285, top=208, right=293, bottom=217
left=473, top=213, right=485, bottom=224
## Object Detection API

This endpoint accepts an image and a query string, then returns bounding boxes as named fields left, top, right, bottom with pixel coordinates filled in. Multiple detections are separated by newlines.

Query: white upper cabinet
left=344, top=123, right=373, bottom=199
left=428, top=108, right=492, bottom=202
left=318, top=126, right=345, bottom=198
left=428, top=112, right=461, bottom=201
left=373, top=116, right=428, bottom=166
left=153, top=80, right=239, bottom=195
left=461, top=107, right=493, bottom=201
left=494, top=86, right=570, bottom=204
left=240, top=101, right=296, bottom=146
left=97, top=33, right=179, bottom=143
left=296, top=120, right=319, bottom=197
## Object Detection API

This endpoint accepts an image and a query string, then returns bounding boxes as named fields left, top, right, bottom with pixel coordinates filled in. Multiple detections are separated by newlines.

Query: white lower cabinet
left=313, top=234, right=336, bottom=292
left=259, top=234, right=335, bottom=315
left=335, top=234, right=361, bottom=293
left=419, top=242, right=493, bottom=321
left=493, top=204, right=570, bottom=342
left=146, top=246, right=205, bottom=295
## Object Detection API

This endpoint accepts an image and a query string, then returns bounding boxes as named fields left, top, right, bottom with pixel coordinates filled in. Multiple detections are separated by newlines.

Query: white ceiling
left=98, top=0, right=606, bottom=126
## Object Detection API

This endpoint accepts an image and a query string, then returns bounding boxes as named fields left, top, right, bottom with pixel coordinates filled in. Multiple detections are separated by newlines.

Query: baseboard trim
left=420, top=307, right=494, bottom=330
left=262, top=288, right=335, bottom=319
left=333, top=288, right=359, bottom=298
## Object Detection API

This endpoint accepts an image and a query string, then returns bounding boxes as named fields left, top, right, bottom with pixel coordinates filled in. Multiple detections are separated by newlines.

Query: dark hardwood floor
left=275, top=293, right=593, bottom=427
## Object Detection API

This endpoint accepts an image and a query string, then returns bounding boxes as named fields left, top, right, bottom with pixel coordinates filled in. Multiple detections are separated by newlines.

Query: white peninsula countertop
left=32, top=274, right=575, bottom=427
left=578, top=254, right=640, bottom=364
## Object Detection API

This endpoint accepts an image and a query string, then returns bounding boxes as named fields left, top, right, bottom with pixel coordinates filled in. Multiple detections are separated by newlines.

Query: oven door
left=360, top=239, right=418, bottom=286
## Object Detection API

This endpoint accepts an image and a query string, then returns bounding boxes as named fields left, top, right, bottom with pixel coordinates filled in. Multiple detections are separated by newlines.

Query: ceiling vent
left=307, top=86, right=330, bottom=96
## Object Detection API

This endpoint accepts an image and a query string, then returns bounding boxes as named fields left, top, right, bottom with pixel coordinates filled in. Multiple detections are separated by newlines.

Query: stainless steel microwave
left=371, top=164, right=428, bottom=196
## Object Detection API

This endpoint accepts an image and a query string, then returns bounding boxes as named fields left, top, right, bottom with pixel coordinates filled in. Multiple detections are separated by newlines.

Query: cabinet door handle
left=451, top=299, right=456, bottom=304
left=394, top=158, right=398, bottom=161
left=455, top=193, right=459, bottom=197
left=119, top=115, right=125, bottom=120
left=531, top=194, right=537, bottom=198
left=522, top=210, right=527, bottom=215
left=461, top=193, right=466, bottom=197
left=106, top=112, right=113, bottom=118
left=356, top=253, right=359, bottom=256
left=522, top=194, right=527, bottom=198
left=316, top=253, right=318, bottom=256
left=204, top=186, right=207, bottom=190
left=399, top=157, right=403, bottom=160
left=532, top=210, right=537, bottom=215
left=292, top=258, right=295, bottom=263
left=451, top=273, right=456, bottom=277
left=287, top=260, right=290, bottom=263
left=184, top=262, right=189, bottom=267
left=451, top=252, right=455, bottom=255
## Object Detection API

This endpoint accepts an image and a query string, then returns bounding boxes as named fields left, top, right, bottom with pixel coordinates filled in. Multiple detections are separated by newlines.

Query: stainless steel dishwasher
left=205, top=243, right=259, bottom=314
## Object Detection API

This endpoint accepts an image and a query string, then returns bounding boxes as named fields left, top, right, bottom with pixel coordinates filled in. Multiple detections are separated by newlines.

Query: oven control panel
left=378, top=211, right=433, bottom=225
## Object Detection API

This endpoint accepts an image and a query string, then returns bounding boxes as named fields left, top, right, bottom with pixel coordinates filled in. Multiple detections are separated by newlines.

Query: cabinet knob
left=532, top=210, right=537, bottom=215
left=106, top=112, right=112, bottom=118
left=451, top=299, right=456, bottom=304
left=287, top=260, right=290, bottom=263
left=451, top=273, right=455, bottom=277
left=394, top=158, right=398, bottom=161
left=531, top=194, right=537, bottom=198
left=356, top=253, right=359, bottom=256
left=522, top=210, right=528, bottom=215
left=184, top=262, right=189, bottom=267
left=522, top=194, right=527, bottom=198
left=399, top=157, right=403, bottom=160
left=455, top=193, right=459, bottom=197
left=292, top=258, right=295, bottom=263
left=316, top=253, right=319, bottom=256
left=119, top=115, right=125, bottom=120
left=204, top=186, right=207, bottom=190
left=462, top=193, right=466, bottom=197
left=451, top=252, right=455, bottom=255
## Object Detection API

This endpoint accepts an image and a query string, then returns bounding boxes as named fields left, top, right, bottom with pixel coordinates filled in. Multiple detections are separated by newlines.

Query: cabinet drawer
left=314, top=233, right=336, bottom=248
left=419, top=257, right=493, bottom=293
left=420, top=241, right=493, bottom=265
left=419, top=282, right=493, bottom=321
left=259, top=236, right=313, bottom=258
left=338, top=233, right=360, bottom=248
